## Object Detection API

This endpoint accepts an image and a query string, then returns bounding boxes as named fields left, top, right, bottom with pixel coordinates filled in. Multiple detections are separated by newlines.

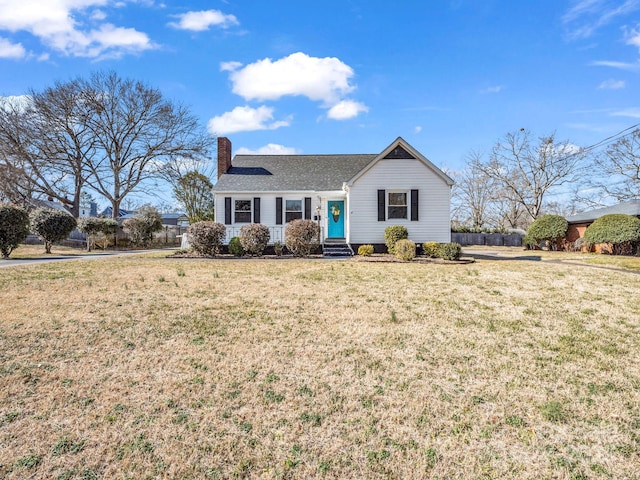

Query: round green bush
left=384, top=225, right=408, bottom=254
left=228, top=236, right=245, bottom=256
left=357, top=244, right=374, bottom=256
left=583, top=214, right=640, bottom=255
left=525, top=215, right=568, bottom=250
left=394, top=239, right=416, bottom=261
left=422, top=241, right=440, bottom=258
left=187, top=221, right=226, bottom=256
left=239, top=223, right=270, bottom=256
left=0, top=203, right=30, bottom=259
left=440, top=242, right=462, bottom=261
left=77, top=217, right=119, bottom=251
left=29, top=207, right=77, bottom=254
left=122, top=205, right=163, bottom=247
left=285, top=219, right=320, bottom=257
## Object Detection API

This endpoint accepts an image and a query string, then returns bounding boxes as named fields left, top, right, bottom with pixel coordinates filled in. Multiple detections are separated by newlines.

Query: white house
left=212, top=136, right=454, bottom=253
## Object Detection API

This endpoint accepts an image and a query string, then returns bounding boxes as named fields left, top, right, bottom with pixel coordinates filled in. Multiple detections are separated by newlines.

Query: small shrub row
left=187, top=221, right=226, bottom=256
left=239, top=223, right=270, bottom=256
left=395, top=239, right=416, bottom=260
left=524, top=214, right=568, bottom=250
left=122, top=205, right=163, bottom=248
left=228, top=236, right=244, bottom=256
left=583, top=214, right=640, bottom=255
left=384, top=226, right=408, bottom=254
left=422, top=241, right=462, bottom=261
left=30, top=207, right=77, bottom=254
left=187, top=220, right=320, bottom=257
left=285, top=219, right=319, bottom=257
left=451, top=226, right=509, bottom=234
left=0, top=203, right=30, bottom=258
left=358, top=244, right=374, bottom=256
left=77, top=217, right=118, bottom=251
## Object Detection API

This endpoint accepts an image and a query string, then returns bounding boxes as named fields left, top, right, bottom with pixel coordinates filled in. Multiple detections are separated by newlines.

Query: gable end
left=384, top=145, right=415, bottom=159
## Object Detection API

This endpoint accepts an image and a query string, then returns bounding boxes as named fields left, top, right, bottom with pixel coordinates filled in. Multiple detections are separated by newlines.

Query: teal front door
left=328, top=201, right=345, bottom=238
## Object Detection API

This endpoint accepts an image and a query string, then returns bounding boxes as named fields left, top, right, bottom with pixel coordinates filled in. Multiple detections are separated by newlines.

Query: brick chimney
left=217, top=137, right=232, bottom=179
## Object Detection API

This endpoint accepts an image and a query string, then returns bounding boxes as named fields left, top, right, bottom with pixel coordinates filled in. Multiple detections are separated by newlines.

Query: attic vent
left=384, top=145, right=415, bottom=159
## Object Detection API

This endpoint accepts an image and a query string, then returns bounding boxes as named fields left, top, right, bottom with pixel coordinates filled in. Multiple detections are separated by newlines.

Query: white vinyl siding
left=213, top=192, right=329, bottom=244
left=348, top=158, right=451, bottom=244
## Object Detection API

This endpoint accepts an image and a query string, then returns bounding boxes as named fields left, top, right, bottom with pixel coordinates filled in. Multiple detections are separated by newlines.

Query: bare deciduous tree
left=590, top=128, right=640, bottom=201
left=78, top=71, right=213, bottom=218
left=477, top=129, right=585, bottom=225
left=0, top=85, right=95, bottom=216
left=451, top=150, right=495, bottom=229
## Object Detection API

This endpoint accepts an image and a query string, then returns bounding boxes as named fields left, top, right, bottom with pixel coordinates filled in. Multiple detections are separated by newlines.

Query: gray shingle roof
left=566, top=199, right=640, bottom=223
left=212, top=154, right=377, bottom=192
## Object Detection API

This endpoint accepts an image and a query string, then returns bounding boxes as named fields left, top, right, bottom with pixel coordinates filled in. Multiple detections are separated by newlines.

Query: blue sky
left=1, top=0, right=640, bottom=202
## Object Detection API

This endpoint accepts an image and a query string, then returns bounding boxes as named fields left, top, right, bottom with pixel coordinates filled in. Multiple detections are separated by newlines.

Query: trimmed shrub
left=77, top=217, right=118, bottom=251
left=285, top=219, right=320, bottom=257
left=358, top=244, right=374, bottom=256
left=239, top=223, right=270, bottom=256
left=394, top=239, right=416, bottom=261
left=525, top=215, right=568, bottom=250
left=583, top=214, right=640, bottom=255
left=422, top=241, right=440, bottom=258
left=0, top=203, right=30, bottom=259
left=187, top=221, right=225, bottom=256
left=29, top=207, right=77, bottom=254
left=122, top=205, right=163, bottom=247
left=273, top=241, right=284, bottom=256
left=228, top=236, right=245, bottom=257
left=384, top=226, right=408, bottom=254
left=440, top=242, right=462, bottom=261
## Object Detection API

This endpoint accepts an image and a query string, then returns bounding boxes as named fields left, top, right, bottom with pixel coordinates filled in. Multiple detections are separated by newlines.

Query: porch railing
left=224, top=225, right=325, bottom=244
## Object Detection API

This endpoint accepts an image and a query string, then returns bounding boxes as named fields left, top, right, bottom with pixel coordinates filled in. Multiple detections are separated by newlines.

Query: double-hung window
left=387, top=192, right=407, bottom=219
left=234, top=199, right=251, bottom=223
left=285, top=199, right=303, bottom=222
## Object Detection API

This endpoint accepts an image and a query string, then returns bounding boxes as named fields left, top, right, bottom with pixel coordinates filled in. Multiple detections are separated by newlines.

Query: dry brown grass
left=1, top=255, right=639, bottom=479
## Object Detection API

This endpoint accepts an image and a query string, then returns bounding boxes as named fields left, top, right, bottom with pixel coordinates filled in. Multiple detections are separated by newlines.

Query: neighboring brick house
left=566, top=199, right=640, bottom=243
left=212, top=136, right=454, bottom=253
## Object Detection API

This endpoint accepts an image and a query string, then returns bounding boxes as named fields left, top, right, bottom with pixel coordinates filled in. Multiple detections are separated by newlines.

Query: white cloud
left=598, top=79, right=626, bottom=89
left=625, top=24, right=640, bottom=50
left=236, top=144, right=300, bottom=155
left=0, top=37, right=26, bottom=58
left=480, top=85, right=503, bottom=94
left=207, top=105, right=290, bottom=135
left=414, top=126, right=423, bottom=134
left=224, top=52, right=356, bottom=104
left=221, top=52, right=369, bottom=120
left=0, top=95, right=32, bottom=112
left=0, top=0, right=155, bottom=59
left=326, top=100, right=368, bottom=120
left=611, top=107, right=640, bottom=118
left=168, top=9, right=238, bottom=31
left=590, top=60, right=640, bottom=71
left=563, top=0, right=640, bottom=39
left=220, top=61, right=242, bottom=72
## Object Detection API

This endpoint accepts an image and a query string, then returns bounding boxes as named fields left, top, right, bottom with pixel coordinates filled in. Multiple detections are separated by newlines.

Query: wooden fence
left=452, top=233, right=523, bottom=247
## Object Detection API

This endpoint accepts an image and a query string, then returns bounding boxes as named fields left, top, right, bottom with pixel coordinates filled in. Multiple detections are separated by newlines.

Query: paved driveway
left=0, top=249, right=173, bottom=268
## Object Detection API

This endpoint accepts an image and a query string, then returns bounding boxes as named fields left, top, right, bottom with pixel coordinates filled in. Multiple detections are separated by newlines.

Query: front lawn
left=0, top=257, right=638, bottom=479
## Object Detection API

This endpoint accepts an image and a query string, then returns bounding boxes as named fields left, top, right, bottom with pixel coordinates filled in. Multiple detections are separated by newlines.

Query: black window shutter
left=224, top=197, right=232, bottom=225
left=411, top=189, right=419, bottom=221
left=377, top=190, right=385, bottom=221
left=253, top=197, right=261, bottom=223
left=276, top=197, right=283, bottom=225
left=304, top=197, right=312, bottom=220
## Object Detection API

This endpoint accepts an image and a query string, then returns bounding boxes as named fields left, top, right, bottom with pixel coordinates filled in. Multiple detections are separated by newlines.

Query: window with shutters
left=234, top=199, right=251, bottom=223
left=387, top=191, right=407, bottom=219
left=285, top=199, right=303, bottom=222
